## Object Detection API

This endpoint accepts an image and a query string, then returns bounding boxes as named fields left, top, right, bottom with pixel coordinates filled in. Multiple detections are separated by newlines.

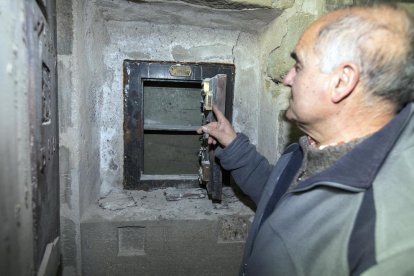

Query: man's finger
left=198, top=123, right=217, bottom=136
left=197, top=125, right=211, bottom=134
left=212, top=105, right=225, bottom=121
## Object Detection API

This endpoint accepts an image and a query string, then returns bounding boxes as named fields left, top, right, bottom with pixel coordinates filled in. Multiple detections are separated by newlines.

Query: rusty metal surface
left=199, top=74, right=227, bottom=202
left=123, top=61, right=234, bottom=190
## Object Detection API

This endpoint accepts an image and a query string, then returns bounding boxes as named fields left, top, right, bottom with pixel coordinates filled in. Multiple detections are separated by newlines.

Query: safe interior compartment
left=123, top=61, right=234, bottom=190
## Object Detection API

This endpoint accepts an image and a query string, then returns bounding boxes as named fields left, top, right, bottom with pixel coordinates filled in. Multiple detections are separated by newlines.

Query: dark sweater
left=291, top=136, right=367, bottom=189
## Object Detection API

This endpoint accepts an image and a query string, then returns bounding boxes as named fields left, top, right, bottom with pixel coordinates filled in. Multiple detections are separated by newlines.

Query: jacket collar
left=293, top=103, right=413, bottom=192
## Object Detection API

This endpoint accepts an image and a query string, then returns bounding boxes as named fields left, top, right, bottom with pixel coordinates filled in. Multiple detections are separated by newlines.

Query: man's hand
left=197, top=105, right=237, bottom=147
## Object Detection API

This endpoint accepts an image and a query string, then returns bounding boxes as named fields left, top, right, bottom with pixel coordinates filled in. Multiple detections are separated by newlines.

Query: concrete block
left=81, top=188, right=253, bottom=275
left=61, top=218, right=78, bottom=270
left=81, top=219, right=247, bottom=276
left=117, top=226, right=146, bottom=256
left=57, top=58, right=72, bottom=131
left=59, top=146, right=72, bottom=209
left=56, top=0, right=73, bottom=55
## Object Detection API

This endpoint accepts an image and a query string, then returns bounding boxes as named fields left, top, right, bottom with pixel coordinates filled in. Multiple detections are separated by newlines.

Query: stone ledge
left=82, top=187, right=254, bottom=222
left=80, top=187, right=254, bottom=276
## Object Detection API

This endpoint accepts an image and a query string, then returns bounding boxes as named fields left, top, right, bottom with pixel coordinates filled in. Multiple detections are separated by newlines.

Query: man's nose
left=283, top=67, right=295, bottom=87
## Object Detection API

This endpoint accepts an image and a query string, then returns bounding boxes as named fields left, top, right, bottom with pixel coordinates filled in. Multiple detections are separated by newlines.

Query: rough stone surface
left=266, top=12, right=315, bottom=84
left=82, top=187, right=254, bottom=275
left=61, top=218, right=78, bottom=270
left=56, top=0, right=73, bottom=54
left=59, top=146, right=72, bottom=209
left=255, top=0, right=323, bottom=163
left=57, top=57, right=73, bottom=131
left=90, top=187, right=253, bottom=221
left=82, top=219, right=248, bottom=276
left=399, top=3, right=414, bottom=15
left=128, top=0, right=273, bottom=9
left=325, top=0, right=353, bottom=11
left=97, top=0, right=282, bottom=34
left=272, top=0, right=295, bottom=9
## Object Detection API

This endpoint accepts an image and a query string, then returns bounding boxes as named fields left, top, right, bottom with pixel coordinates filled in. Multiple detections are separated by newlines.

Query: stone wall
left=257, top=0, right=324, bottom=162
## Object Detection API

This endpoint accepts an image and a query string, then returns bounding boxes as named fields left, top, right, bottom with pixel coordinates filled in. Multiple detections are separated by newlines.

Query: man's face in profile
left=283, top=19, right=339, bottom=131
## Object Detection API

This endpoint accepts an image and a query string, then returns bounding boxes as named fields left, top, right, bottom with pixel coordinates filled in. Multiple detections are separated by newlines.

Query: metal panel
left=143, top=132, right=200, bottom=174
left=200, top=74, right=227, bottom=202
left=123, top=61, right=235, bottom=190
left=144, top=84, right=201, bottom=128
left=26, top=0, right=60, bottom=272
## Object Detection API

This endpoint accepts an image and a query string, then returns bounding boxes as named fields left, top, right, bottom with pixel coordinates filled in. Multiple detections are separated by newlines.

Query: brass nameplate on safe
left=169, top=65, right=192, bottom=77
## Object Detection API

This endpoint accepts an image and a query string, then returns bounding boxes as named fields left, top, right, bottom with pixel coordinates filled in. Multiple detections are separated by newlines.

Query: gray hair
left=314, top=6, right=414, bottom=111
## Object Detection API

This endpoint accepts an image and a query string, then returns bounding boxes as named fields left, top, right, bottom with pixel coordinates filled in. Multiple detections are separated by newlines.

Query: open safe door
left=199, top=75, right=227, bottom=202
left=123, top=61, right=234, bottom=202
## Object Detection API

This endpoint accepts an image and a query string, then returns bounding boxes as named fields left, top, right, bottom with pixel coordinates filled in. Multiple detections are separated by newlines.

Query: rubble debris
left=98, top=189, right=137, bottom=211
left=164, top=187, right=207, bottom=201
left=213, top=202, right=229, bottom=210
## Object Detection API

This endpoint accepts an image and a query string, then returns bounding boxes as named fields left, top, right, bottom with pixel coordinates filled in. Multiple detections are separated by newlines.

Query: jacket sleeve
left=215, top=133, right=273, bottom=204
left=361, top=248, right=414, bottom=276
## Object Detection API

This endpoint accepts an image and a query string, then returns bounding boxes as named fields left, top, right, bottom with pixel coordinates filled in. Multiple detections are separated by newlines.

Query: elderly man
left=198, top=4, right=414, bottom=276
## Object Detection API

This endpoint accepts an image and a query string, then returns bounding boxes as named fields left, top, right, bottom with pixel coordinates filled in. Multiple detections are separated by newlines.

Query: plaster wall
left=68, top=0, right=284, bottom=199
left=0, top=1, right=34, bottom=275
left=98, top=18, right=262, bottom=195
left=58, top=0, right=102, bottom=273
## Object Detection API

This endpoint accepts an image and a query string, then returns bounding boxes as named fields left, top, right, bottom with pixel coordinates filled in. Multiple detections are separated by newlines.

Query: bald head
left=306, top=5, right=414, bottom=111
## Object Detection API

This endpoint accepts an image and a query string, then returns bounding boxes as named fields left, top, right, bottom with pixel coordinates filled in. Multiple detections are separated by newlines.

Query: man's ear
left=330, top=63, right=359, bottom=103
